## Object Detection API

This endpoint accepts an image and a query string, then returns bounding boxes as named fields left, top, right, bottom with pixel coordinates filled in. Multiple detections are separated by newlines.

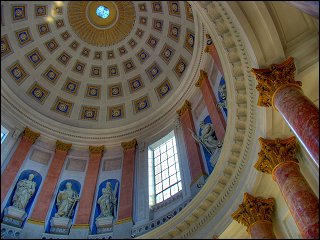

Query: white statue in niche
left=189, top=121, right=222, bottom=167
left=97, top=182, right=118, bottom=219
left=12, top=174, right=36, bottom=210
left=54, top=182, right=79, bottom=218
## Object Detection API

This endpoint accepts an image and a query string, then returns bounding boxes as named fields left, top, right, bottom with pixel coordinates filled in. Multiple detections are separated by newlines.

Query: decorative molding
left=254, top=136, right=298, bottom=174
left=121, top=139, right=137, bottom=151
left=252, top=57, right=302, bottom=107
left=22, top=127, right=40, bottom=143
left=195, top=69, right=208, bottom=87
left=55, top=140, right=72, bottom=153
left=176, top=100, right=191, bottom=116
left=89, top=145, right=104, bottom=155
left=231, top=192, right=274, bottom=230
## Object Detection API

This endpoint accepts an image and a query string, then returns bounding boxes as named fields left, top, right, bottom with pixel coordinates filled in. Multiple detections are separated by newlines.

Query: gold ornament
left=176, top=100, right=192, bottom=116
left=121, top=139, right=137, bottom=151
left=22, top=127, right=40, bottom=144
left=55, top=140, right=72, bottom=153
left=89, top=145, right=104, bottom=154
left=252, top=57, right=302, bottom=107
left=254, top=136, right=298, bottom=174
left=195, top=70, right=207, bottom=87
left=231, top=192, right=275, bottom=231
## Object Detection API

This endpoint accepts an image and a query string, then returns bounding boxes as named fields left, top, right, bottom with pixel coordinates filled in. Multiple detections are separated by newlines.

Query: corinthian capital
left=195, top=70, right=208, bottom=87
left=254, top=136, right=298, bottom=174
left=252, top=57, right=302, bottom=107
left=22, top=127, right=40, bottom=144
left=55, top=140, right=72, bottom=153
left=121, top=139, right=137, bottom=151
left=176, top=100, right=192, bottom=116
left=231, top=192, right=275, bottom=230
left=89, top=145, right=104, bottom=154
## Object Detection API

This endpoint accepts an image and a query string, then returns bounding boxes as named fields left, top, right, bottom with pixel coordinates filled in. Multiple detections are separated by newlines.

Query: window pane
left=156, top=193, right=163, bottom=203
left=167, top=139, right=173, bottom=149
left=156, top=183, right=162, bottom=194
left=167, top=147, right=174, bottom=158
left=173, top=146, right=177, bottom=154
left=154, top=148, right=160, bottom=157
left=155, top=165, right=161, bottom=175
left=163, top=188, right=171, bottom=200
left=162, top=169, right=169, bottom=179
left=154, top=156, right=160, bottom=166
left=160, top=152, right=166, bottom=161
left=162, top=178, right=169, bottom=190
left=178, top=182, right=182, bottom=191
left=169, top=165, right=176, bottom=176
left=171, top=184, right=178, bottom=195
left=160, top=144, right=166, bottom=153
left=170, top=174, right=177, bottom=185
left=177, top=173, right=181, bottom=181
left=155, top=173, right=162, bottom=184
left=168, top=156, right=175, bottom=166
left=175, top=163, right=180, bottom=172
left=161, top=160, right=168, bottom=170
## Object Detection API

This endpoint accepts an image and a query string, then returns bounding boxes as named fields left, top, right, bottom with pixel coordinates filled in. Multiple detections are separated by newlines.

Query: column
left=204, top=34, right=224, bottom=75
left=195, top=70, right=226, bottom=141
left=75, top=145, right=104, bottom=226
left=252, top=57, right=319, bottom=166
left=1, top=127, right=40, bottom=205
left=285, top=1, right=319, bottom=19
left=117, top=139, right=137, bottom=223
left=255, top=136, right=319, bottom=239
left=177, top=100, right=207, bottom=185
left=30, top=140, right=72, bottom=222
left=232, top=192, right=276, bottom=239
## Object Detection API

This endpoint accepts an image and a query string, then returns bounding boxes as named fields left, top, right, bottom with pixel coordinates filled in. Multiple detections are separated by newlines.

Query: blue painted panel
left=218, top=77, right=228, bottom=117
left=45, top=179, right=81, bottom=233
left=91, top=179, right=120, bottom=235
left=1, top=169, right=42, bottom=228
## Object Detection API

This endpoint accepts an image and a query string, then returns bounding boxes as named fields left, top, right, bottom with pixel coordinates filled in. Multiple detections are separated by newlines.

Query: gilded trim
left=195, top=69, right=207, bottom=87
left=121, top=139, right=137, bottom=151
left=89, top=145, right=104, bottom=154
left=27, top=218, right=45, bottom=225
left=72, top=224, right=90, bottom=229
left=55, top=140, right=72, bottom=153
left=22, top=127, right=40, bottom=144
left=116, top=217, right=132, bottom=224
left=176, top=100, right=191, bottom=116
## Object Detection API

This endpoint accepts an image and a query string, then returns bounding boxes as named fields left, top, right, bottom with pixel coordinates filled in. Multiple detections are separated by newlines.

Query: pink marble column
left=30, top=140, right=72, bottom=222
left=252, top=57, right=319, bottom=167
left=117, top=139, right=137, bottom=223
left=273, top=84, right=319, bottom=166
left=75, top=146, right=104, bottom=225
left=249, top=220, right=276, bottom=239
left=1, top=127, right=40, bottom=205
left=205, top=40, right=224, bottom=75
left=177, top=101, right=207, bottom=183
left=196, top=70, right=226, bottom=141
left=272, top=161, right=319, bottom=239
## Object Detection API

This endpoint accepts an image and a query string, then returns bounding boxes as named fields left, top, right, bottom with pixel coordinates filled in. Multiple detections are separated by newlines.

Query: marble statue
left=189, top=121, right=222, bottom=167
left=97, top=182, right=118, bottom=219
left=12, top=174, right=36, bottom=210
left=54, top=182, right=79, bottom=218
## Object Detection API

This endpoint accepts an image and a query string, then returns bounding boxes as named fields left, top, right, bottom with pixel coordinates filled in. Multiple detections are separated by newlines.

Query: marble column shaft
left=1, top=127, right=39, bottom=205
left=31, top=141, right=71, bottom=221
left=205, top=42, right=224, bottom=75
left=249, top=220, right=276, bottom=239
left=117, top=140, right=137, bottom=222
left=273, top=85, right=319, bottom=166
left=272, top=161, right=319, bottom=239
left=75, top=146, right=104, bottom=225
left=196, top=71, right=226, bottom=141
left=177, top=101, right=207, bottom=183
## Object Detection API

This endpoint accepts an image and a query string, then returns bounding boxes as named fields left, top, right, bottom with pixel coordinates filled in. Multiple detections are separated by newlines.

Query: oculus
left=96, top=6, right=110, bottom=19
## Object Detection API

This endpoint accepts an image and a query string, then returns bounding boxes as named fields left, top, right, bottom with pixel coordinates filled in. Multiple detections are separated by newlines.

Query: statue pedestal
left=95, top=216, right=114, bottom=234
left=50, top=217, right=72, bottom=235
left=2, top=206, right=27, bottom=228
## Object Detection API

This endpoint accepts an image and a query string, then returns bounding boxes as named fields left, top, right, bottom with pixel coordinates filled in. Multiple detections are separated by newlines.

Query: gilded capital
left=22, top=127, right=40, bottom=144
left=195, top=70, right=208, bottom=87
left=89, top=145, right=104, bottom=154
left=55, top=140, right=72, bottom=153
left=231, top=192, right=275, bottom=231
left=121, top=139, right=137, bottom=151
left=254, top=136, right=298, bottom=174
left=176, top=100, right=192, bottom=116
left=252, top=57, right=302, bottom=107
left=204, top=45, right=210, bottom=53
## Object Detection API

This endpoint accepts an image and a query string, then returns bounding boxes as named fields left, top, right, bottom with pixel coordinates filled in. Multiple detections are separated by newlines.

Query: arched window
left=1, top=125, right=9, bottom=144
left=148, top=131, right=182, bottom=206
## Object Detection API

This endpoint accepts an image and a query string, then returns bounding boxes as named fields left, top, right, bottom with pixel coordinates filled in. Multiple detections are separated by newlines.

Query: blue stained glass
left=96, top=6, right=110, bottom=19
